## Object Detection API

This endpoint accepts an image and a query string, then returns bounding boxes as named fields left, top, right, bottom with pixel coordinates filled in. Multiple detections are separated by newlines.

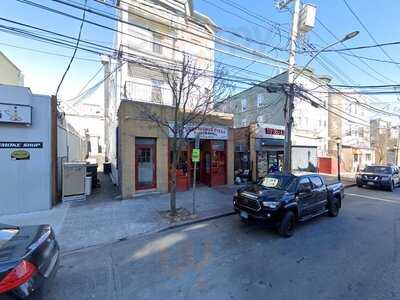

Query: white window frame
left=152, top=33, right=163, bottom=55
left=241, top=98, right=247, bottom=112
left=151, top=79, right=163, bottom=103
left=257, top=94, right=264, bottom=108
left=241, top=118, right=247, bottom=127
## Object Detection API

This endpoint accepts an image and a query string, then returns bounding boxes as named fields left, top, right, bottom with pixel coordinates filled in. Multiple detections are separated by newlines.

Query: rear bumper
left=233, top=196, right=284, bottom=224
left=11, top=240, right=60, bottom=299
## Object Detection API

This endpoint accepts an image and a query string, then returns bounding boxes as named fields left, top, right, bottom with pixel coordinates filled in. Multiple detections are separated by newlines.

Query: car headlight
left=262, top=201, right=280, bottom=209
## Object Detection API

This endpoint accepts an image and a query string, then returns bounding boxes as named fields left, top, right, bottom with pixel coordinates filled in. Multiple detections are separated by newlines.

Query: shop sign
left=0, top=142, right=43, bottom=148
left=256, top=124, right=285, bottom=140
left=0, top=103, right=32, bottom=125
left=192, top=149, right=200, bottom=162
left=11, top=150, right=30, bottom=160
left=169, top=123, right=228, bottom=140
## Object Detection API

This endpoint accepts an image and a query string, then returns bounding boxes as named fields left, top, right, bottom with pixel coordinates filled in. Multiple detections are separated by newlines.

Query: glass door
left=135, top=139, right=156, bottom=190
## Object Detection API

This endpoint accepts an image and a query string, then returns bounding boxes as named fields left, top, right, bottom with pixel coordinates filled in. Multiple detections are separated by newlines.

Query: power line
left=42, top=0, right=288, bottom=66
left=342, top=0, right=400, bottom=73
left=55, top=0, right=87, bottom=96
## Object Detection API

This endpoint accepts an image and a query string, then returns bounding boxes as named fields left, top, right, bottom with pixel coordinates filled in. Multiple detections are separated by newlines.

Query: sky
left=1, top=0, right=400, bottom=115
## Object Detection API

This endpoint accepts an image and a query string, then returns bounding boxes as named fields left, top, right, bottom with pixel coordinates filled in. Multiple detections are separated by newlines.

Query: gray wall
left=0, top=85, right=52, bottom=215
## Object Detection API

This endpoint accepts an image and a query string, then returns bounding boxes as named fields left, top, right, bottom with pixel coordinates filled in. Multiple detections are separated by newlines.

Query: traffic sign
left=192, top=149, right=200, bottom=162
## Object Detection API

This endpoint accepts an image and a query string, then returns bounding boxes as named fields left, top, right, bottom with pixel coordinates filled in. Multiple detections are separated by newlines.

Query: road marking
left=345, top=193, right=400, bottom=205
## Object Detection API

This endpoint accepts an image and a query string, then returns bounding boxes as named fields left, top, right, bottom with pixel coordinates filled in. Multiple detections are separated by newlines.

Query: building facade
left=327, top=92, right=374, bottom=173
left=370, top=118, right=399, bottom=165
left=0, top=51, right=24, bottom=86
left=219, top=69, right=331, bottom=174
left=104, top=0, right=233, bottom=197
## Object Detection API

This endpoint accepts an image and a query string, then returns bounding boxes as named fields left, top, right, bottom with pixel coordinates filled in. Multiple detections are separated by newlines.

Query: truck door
left=309, top=176, right=328, bottom=210
left=297, top=177, right=314, bottom=217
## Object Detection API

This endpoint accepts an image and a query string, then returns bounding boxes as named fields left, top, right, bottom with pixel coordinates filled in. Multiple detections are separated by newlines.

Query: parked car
left=0, top=224, right=59, bottom=299
left=233, top=173, right=344, bottom=237
left=356, top=165, right=400, bottom=191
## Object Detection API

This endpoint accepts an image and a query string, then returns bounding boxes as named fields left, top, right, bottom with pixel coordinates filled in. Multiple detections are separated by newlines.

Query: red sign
left=265, top=127, right=285, bottom=136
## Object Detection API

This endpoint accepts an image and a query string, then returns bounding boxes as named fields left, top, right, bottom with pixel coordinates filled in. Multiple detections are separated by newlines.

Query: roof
left=0, top=51, right=22, bottom=73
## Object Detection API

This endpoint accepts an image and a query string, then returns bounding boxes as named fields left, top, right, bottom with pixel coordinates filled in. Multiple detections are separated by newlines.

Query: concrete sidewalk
left=0, top=174, right=237, bottom=253
left=319, top=173, right=356, bottom=188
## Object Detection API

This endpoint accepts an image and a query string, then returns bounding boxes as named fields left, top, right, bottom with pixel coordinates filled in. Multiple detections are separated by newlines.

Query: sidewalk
left=319, top=172, right=356, bottom=188
left=0, top=174, right=237, bottom=253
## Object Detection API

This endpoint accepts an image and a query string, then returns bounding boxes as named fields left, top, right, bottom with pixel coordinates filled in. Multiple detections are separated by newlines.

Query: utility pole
left=279, top=0, right=301, bottom=173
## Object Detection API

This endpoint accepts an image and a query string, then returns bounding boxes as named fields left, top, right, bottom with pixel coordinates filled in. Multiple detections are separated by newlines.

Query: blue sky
left=1, top=0, right=400, bottom=112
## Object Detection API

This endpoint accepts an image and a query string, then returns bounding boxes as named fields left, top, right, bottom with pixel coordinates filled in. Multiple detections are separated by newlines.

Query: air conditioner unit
left=62, top=162, right=86, bottom=202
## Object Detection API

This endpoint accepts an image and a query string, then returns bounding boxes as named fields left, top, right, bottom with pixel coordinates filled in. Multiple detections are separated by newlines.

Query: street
left=34, top=186, right=400, bottom=300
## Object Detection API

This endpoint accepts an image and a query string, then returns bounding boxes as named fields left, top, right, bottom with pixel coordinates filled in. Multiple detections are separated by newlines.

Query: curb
left=158, top=211, right=237, bottom=233
left=344, top=184, right=357, bottom=189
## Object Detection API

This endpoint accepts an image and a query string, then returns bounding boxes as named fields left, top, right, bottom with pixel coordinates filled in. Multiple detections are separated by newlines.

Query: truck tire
left=328, top=198, right=340, bottom=217
left=389, top=181, right=395, bottom=192
left=278, top=211, right=295, bottom=237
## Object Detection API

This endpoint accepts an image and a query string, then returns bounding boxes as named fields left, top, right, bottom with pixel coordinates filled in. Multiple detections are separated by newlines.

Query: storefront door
left=135, top=138, right=156, bottom=190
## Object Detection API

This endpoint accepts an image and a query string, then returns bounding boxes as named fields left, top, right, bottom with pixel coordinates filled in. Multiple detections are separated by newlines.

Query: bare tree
left=373, top=132, right=389, bottom=165
left=131, top=54, right=233, bottom=214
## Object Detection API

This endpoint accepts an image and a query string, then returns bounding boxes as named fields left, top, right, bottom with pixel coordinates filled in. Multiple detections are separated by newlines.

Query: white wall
left=0, top=85, right=52, bottom=215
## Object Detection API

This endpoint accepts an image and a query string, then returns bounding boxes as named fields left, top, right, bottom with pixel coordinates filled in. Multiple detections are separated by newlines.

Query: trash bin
left=85, top=176, right=92, bottom=196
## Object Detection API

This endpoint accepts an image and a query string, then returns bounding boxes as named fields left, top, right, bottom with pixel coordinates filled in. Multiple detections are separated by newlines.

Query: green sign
left=11, top=150, right=30, bottom=160
left=192, top=149, right=200, bottom=162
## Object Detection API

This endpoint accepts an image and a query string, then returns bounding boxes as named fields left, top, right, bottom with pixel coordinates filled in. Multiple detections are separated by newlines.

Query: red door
left=135, top=141, right=156, bottom=190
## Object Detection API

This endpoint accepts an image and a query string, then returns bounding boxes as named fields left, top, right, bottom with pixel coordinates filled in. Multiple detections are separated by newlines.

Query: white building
left=104, top=0, right=217, bottom=184
left=219, top=68, right=331, bottom=172
left=0, top=51, right=24, bottom=86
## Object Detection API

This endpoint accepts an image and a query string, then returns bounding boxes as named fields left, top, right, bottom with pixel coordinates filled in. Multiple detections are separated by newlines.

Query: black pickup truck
left=233, top=173, right=344, bottom=237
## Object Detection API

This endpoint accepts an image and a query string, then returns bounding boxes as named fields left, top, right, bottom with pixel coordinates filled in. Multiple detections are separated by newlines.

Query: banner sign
left=256, top=123, right=285, bottom=140
left=169, top=123, right=228, bottom=140
left=0, top=142, right=43, bottom=149
left=0, top=103, right=32, bottom=125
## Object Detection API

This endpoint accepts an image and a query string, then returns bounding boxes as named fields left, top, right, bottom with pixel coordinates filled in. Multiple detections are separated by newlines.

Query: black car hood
left=240, top=185, right=288, bottom=201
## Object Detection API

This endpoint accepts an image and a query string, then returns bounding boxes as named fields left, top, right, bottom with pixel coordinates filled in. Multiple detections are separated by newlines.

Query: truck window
left=298, top=177, right=312, bottom=191
left=310, top=176, right=323, bottom=188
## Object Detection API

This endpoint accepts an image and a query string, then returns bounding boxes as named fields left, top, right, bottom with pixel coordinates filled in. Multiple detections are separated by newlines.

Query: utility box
left=299, top=4, right=316, bottom=33
left=62, top=162, right=86, bottom=202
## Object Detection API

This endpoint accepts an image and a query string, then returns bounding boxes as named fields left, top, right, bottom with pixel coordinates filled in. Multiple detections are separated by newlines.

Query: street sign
left=192, top=149, right=200, bottom=162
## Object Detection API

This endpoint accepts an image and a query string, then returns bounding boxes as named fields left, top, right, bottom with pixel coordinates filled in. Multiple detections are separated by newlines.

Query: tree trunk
left=170, top=136, right=178, bottom=214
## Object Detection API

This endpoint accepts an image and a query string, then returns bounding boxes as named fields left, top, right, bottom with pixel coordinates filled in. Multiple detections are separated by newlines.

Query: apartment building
left=104, top=0, right=234, bottom=197
left=218, top=68, right=330, bottom=177
left=370, top=118, right=399, bottom=165
left=328, top=92, right=374, bottom=173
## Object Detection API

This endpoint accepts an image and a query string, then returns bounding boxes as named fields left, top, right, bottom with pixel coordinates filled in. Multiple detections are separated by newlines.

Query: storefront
left=255, top=124, right=285, bottom=178
left=117, top=101, right=234, bottom=198
left=168, top=126, right=229, bottom=192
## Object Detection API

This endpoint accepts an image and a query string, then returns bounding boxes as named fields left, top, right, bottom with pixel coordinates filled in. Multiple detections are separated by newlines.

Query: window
left=241, top=118, right=247, bottom=127
left=257, top=94, right=264, bottom=108
left=241, top=98, right=247, bottom=112
left=152, top=33, right=163, bottom=54
left=358, top=127, right=364, bottom=137
left=257, top=115, right=263, bottom=123
left=345, top=125, right=351, bottom=136
left=151, top=79, right=163, bottom=103
left=298, top=177, right=312, bottom=192
left=366, top=153, right=372, bottom=161
left=310, top=176, right=323, bottom=188
left=354, top=154, right=359, bottom=162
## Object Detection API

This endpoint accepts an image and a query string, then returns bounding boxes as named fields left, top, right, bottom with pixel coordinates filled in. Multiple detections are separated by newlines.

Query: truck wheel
left=389, top=181, right=395, bottom=192
left=278, top=211, right=295, bottom=237
left=328, top=198, right=340, bottom=217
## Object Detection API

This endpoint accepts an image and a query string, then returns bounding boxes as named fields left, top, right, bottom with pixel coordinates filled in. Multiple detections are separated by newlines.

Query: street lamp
left=335, top=137, right=342, bottom=182
left=294, top=31, right=359, bottom=81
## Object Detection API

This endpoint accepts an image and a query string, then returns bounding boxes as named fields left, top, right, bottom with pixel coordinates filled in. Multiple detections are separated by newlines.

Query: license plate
left=240, top=211, right=248, bottom=219
left=367, top=182, right=375, bottom=186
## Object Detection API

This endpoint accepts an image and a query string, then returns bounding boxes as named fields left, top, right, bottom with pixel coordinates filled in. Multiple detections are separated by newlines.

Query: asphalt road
left=31, top=186, right=400, bottom=300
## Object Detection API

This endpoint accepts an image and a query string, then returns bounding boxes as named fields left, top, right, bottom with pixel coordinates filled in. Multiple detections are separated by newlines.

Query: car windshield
left=364, top=166, right=391, bottom=174
left=259, top=175, right=297, bottom=192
